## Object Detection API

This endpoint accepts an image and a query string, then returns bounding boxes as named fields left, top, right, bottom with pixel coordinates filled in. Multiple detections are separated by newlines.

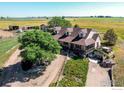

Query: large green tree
left=48, top=17, right=72, bottom=27
left=18, top=30, right=61, bottom=64
left=103, top=29, right=117, bottom=45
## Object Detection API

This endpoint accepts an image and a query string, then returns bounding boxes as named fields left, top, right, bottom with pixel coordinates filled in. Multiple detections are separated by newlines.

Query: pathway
left=86, top=62, right=111, bottom=87
left=0, top=48, right=66, bottom=87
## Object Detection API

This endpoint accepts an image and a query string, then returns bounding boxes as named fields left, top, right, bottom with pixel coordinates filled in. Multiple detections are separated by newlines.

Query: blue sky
left=0, top=2, right=124, bottom=17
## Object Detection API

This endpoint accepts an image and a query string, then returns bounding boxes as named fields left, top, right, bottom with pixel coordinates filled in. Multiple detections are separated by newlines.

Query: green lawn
left=58, top=57, right=89, bottom=87
left=0, top=37, right=18, bottom=67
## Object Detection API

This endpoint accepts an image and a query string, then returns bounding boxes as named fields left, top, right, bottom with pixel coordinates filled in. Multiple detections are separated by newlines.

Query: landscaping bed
left=58, top=57, right=89, bottom=87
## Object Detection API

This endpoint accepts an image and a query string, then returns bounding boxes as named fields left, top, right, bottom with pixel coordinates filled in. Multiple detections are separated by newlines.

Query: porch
left=60, top=42, right=95, bottom=56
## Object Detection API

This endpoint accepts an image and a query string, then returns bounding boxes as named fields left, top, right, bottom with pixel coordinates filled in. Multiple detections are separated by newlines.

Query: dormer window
left=79, top=32, right=86, bottom=38
left=65, top=32, right=71, bottom=36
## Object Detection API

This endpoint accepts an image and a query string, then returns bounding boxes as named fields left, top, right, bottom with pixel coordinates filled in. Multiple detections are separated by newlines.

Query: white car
left=88, top=58, right=99, bottom=64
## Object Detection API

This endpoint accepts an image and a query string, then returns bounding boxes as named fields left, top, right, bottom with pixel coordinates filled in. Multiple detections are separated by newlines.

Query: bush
left=103, top=29, right=117, bottom=45
left=58, top=58, right=89, bottom=87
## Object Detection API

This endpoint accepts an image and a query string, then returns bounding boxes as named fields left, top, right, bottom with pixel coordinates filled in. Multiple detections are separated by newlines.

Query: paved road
left=86, top=62, right=111, bottom=87
left=0, top=49, right=66, bottom=87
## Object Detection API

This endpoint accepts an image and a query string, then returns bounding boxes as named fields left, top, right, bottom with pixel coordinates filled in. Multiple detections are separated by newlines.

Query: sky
left=0, top=2, right=124, bottom=17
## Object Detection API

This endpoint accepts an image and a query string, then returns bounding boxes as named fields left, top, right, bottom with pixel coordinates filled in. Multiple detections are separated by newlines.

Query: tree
left=103, top=29, right=117, bottom=45
left=18, top=30, right=61, bottom=66
left=62, top=16, right=65, bottom=19
left=74, top=24, right=80, bottom=28
left=48, top=17, right=72, bottom=27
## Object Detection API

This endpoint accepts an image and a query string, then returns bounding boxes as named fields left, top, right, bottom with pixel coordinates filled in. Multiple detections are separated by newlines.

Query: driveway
left=86, top=62, right=111, bottom=87
left=0, top=48, right=66, bottom=87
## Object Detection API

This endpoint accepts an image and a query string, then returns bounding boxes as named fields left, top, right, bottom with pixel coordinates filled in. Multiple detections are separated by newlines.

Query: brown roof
left=92, top=33, right=99, bottom=40
left=53, top=28, right=67, bottom=40
left=72, top=38, right=95, bottom=46
left=54, top=27, right=62, bottom=31
left=59, top=36, right=75, bottom=43
left=53, top=34, right=61, bottom=40
left=53, top=27, right=97, bottom=46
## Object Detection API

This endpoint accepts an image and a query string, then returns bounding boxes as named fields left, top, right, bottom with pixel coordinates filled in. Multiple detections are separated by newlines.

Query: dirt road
left=86, top=62, right=111, bottom=87
left=0, top=48, right=66, bottom=87
left=0, top=30, right=14, bottom=38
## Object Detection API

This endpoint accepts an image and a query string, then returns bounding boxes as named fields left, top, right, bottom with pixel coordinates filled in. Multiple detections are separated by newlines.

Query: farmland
left=0, top=19, right=48, bottom=29
left=0, top=17, right=124, bottom=86
left=0, top=18, right=124, bottom=39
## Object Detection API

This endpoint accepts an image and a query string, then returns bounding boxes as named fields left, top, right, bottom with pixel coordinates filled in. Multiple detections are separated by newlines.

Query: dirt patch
left=0, top=30, right=14, bottom=38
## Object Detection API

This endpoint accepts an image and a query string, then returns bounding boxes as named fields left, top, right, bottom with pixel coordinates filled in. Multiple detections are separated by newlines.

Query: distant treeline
left=0, top=16, right=124, bottom=20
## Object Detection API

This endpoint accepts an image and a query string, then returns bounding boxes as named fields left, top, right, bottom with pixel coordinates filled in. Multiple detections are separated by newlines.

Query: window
left=79, top=32, right=86, bottom=38
left=86, top=44, right=95, bottom=50
left=75, top=44, right=82, bottom=49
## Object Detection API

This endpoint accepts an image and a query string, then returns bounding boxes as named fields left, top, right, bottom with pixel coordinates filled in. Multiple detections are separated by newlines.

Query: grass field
left=67, top=18, right=124, bottom=40
left=0, top=37, right=18, bottom=67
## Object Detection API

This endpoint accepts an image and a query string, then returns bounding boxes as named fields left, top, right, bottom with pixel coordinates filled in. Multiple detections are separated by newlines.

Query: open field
left=113, top=40, right=124, bottom=86
left=0, top=37, right=18, bottom=67
left=1, top=18, right=124, bottom=39
left=0, top=19, right=48, bottom=29
left=67, top=18, right=124, bottom=40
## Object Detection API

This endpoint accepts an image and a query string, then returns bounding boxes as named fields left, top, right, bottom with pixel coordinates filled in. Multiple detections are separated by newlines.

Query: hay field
left=0, top=19, right=48, bottom=29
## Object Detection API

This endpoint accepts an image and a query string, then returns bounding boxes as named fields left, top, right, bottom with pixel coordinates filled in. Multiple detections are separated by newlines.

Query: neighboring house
left=40, top=24, right=49, bottom=31
left=9, top=25, right=19, bottom=30
left=53, top=27, right=101, bottom=56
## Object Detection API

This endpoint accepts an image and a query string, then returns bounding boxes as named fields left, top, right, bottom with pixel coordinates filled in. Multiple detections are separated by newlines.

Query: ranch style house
left=40, top=25, right=101, bottom=56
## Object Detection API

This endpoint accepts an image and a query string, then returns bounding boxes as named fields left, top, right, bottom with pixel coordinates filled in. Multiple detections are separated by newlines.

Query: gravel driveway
left=0, top=48, right=66, bottom=87
left=86, top=62, right=111, bottom=87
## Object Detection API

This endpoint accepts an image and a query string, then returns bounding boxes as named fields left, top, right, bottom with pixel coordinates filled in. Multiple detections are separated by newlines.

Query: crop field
left=0, top=19, right=48, bottom=29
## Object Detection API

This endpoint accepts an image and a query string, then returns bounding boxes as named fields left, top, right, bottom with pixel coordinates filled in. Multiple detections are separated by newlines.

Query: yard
left=0, top=37, right=18, bottom=67
left=58, top=57, right=89, bottom=87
